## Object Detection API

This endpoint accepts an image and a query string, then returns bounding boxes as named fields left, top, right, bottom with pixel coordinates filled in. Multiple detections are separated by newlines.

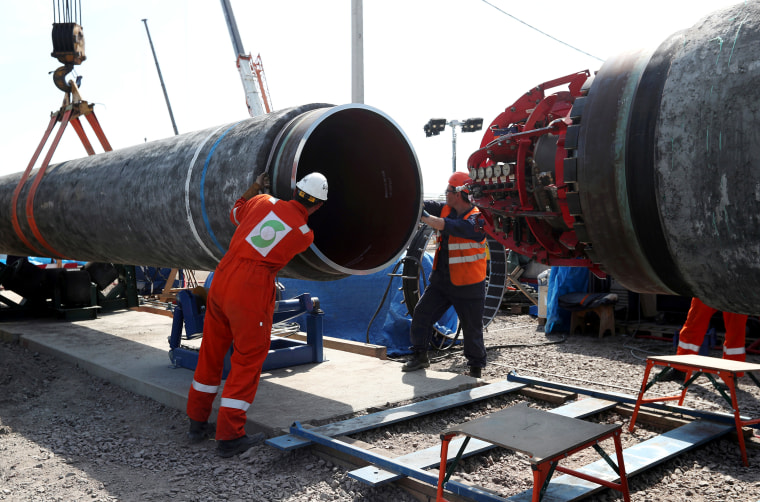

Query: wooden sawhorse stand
left=629, top=354, right=760, bottom=466
left=436, top=402, right=630, bottom=502
left=570, top=304, right=616, bottom=337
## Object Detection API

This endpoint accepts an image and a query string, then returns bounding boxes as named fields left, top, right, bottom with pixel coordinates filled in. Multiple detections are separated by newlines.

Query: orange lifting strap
left=10, top=80, right=112, bottom=259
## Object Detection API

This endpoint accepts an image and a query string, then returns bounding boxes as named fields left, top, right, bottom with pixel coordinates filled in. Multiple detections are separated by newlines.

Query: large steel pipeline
left=0, top=103, right=423, bottom=280
left=468, top=2, right=760, bottom=313
left=574, top=2, right=760, bottom=313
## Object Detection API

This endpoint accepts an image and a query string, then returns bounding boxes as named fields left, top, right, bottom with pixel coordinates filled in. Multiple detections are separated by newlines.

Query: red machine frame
left=467, top=71, right=603, bottom=276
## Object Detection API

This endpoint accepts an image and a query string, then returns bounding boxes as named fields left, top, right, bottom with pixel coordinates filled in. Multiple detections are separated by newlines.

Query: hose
left=390, top=332, right=566, bottom=365
left=483, top=333, right=567, bottom=350
left=431, top=325, right=461, bottom=351
left=364, top=260, right=404, bottom=343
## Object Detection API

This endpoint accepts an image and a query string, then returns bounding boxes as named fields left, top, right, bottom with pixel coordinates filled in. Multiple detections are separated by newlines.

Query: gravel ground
left=2, top=311, right=760, bottom=501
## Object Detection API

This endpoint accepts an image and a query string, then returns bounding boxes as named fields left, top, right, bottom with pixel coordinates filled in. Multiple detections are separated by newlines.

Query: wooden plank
left=349, top=398, right=617, bottom=486
left=130, top=306, right=174, bottom=318
left=166, top=268, right=179, bottom=289
left=287, top=333, right=387, bottom=359
left=507, top=420, right=733, bottom=502
left=649, top=354, right=760, bottom=374
left=266, top=380, right=526, bottom=451
left=507, top=275, right=538, bottom=306
left=519, top=386, right=576, bottom=405
left=156, top=269, right=179, bottom=301
left=614, top=405, right=691, bottom=430
left=504, top=265, right=538, bottom=306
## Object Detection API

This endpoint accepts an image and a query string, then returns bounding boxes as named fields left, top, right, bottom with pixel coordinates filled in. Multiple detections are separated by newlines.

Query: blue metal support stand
left=168, top=292, right=324, bottom=376
left=263, top=294, right=324, bottom=371
left=288, top=421, right=509, bottom=502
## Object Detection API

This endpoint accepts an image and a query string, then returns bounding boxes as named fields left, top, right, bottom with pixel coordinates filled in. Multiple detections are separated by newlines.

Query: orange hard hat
left=448, top=171, right=471, bottom=193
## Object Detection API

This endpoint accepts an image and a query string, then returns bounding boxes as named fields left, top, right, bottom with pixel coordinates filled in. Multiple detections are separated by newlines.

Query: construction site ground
left=2, top=307, right=760, bottom=501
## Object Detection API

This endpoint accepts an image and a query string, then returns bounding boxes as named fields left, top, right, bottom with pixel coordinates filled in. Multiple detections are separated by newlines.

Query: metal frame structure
left=169, top=293, right=325, bottom=374
left=424, top=117, right=483, bottom=172
left=269, top=374, right=746, bottom=501
left=629, top=354, right=760, bottom=466
left=436, top=403, right=630, bottom=502
left=220, top=0, right=272, bottom=116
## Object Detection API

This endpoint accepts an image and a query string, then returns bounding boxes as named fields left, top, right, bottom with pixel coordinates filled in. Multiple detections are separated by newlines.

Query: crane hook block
left=51, top=23, right=86, bottom=66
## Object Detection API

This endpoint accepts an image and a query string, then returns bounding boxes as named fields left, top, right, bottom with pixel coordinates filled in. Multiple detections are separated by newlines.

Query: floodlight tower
left=424, top=117, right=483, bottom=172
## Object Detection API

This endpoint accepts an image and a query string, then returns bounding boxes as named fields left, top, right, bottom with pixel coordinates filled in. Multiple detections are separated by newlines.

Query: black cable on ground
left=364, top=260, right=404, bottom=343
left=431, top=325, right=461, bottom=351
left=390, top=333, right=568, bottom=365
left=624, top=342, right=675, bottom=361
left=484, top=333, right=567, bottom=350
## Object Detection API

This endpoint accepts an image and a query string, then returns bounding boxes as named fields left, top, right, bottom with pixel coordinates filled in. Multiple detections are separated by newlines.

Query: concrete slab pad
left=0, top=310, right=475, bottom=435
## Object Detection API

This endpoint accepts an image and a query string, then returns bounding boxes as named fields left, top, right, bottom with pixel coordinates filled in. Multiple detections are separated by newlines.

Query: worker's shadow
left=685, top=376, right=760, bottom=411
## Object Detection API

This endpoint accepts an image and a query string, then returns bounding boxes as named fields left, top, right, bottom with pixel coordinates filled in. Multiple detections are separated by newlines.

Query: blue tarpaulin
left=277, top=253, right=457, bottom=357
left=545, top=266, right=589, bottom=333
left=0, top=255, right=86, bottom=268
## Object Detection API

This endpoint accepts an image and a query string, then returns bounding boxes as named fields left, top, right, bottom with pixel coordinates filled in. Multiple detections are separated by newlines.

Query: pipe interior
left=293, top=108, right=421, bottom=273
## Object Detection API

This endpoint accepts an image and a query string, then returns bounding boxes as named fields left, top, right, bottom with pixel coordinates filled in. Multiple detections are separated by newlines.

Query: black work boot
left=468, top=366, right=482, bottom=379
left=216, top=433, right=266, bottom=458
left=402, top=351, right=430, bottom=372
left=187, top=419, right=214, bottom=443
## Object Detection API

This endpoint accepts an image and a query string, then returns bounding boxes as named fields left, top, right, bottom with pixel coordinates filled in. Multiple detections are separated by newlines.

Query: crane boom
left=220, top=0, right=245, bottom=57
left=219, top=0, right=265, bottom=117
left=253, top=54, right=272, bottom=114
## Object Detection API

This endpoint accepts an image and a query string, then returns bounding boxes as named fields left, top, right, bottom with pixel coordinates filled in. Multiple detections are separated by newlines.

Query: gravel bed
left=2, top=312, right=760, bottom=501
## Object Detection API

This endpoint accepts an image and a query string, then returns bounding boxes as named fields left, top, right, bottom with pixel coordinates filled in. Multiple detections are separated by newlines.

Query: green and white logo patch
left=246, top=211, right=292, bottom=257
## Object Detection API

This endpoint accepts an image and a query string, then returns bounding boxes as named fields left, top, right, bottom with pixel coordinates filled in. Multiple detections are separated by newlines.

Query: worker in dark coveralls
left=403, top=171, right=488, bottom=378
left=186, top=171, right=328, bottom=457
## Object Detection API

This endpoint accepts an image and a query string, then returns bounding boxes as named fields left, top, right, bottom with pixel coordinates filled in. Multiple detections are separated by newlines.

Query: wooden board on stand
left=156, top=269, right=179, bottom=302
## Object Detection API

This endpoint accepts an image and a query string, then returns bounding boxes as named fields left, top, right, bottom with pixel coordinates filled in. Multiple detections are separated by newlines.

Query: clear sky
left=0, top=0, right=742, bottom=197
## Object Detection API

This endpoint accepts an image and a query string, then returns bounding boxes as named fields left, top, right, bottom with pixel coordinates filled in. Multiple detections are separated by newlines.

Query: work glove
left=242, top=172, right=271, bottom=199
left=255, top=172, right=271, bottom=191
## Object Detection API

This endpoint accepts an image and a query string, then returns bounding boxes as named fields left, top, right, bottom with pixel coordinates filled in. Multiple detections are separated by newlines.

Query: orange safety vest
left=434, top=205, right=487, bottom=286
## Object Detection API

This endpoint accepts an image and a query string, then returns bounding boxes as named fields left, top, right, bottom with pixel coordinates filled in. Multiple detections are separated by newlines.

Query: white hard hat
left=296, top=172, right=328, bottom=202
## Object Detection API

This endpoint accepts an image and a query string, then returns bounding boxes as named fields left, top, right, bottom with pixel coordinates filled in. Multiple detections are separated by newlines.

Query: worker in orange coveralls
left=186, top=171, right=328, bottom=458
left=676, top=297, right=748, bottom=363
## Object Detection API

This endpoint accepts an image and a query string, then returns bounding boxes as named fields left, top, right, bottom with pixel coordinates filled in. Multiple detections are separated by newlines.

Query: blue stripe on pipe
left=184, top=124, right=227, bottom=262
left=200, top=122, right=242, bottom=254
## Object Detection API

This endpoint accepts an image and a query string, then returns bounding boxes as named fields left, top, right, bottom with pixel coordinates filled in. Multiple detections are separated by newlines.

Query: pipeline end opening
left=275, top=105, right=422, bottom=279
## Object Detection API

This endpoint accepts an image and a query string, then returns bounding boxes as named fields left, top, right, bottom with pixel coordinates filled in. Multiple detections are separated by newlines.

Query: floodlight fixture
left=424, top=118, right=447, bottom=137
left=425, top=117, right=485, bottom=172
left=461, top=117, right=483, bottom=133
